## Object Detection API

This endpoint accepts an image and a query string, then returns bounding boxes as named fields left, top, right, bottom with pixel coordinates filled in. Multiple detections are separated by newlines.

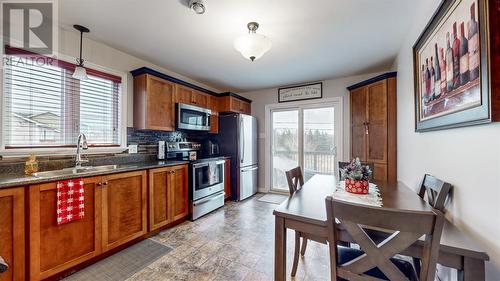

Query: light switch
left=128, top=144, right=138, bottom=154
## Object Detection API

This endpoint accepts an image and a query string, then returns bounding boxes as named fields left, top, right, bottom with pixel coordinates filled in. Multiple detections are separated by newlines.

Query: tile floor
left=125, top=194, right=332, bottom=281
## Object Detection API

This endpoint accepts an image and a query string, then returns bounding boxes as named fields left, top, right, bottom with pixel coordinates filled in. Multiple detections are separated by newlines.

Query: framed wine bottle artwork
left=413, top=0, right=496, bottom=131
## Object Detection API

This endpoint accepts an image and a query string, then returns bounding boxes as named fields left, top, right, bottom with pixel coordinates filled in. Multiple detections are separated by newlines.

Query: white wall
left=239, top=72, right=387, bottom=192
left=57, top=27, right=222, bottom=127
left=394, top=1, right=500, bottom=279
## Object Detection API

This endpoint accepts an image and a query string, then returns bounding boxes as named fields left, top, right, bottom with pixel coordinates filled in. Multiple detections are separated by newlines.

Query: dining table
left=273, top=174, right=490, bottom=281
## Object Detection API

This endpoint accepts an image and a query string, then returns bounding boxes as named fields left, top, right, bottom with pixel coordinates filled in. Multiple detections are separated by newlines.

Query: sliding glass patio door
left=270, top=109, right=300, bottom=191
left=270, top=102, right=341, bottom=192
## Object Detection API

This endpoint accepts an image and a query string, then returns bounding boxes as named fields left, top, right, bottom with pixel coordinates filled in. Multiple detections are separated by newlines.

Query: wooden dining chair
left=285, top=167, right=307, bottom=277
left=325, top=197, right=444, bottom=281
left=365, top=174, right=452, bottom=278
left=338, top=161, right=374, bottom=180
left=285, top=167, right=327, bottom=277
left=418, top=174, right=453, bottom=212
left=285, top=166, right=304, bottom=196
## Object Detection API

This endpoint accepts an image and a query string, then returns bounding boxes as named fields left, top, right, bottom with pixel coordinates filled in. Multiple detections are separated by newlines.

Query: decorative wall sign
left=413, top=0, right=492, bottom=131
left=278, top=82, right=322, bottom=103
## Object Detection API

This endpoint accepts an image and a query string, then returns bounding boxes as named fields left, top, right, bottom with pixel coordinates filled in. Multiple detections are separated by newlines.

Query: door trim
left=264, top=97, right=344, bottom=193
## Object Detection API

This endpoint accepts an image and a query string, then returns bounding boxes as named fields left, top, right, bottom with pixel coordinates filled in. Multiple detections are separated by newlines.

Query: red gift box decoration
left=345, top=179, right=369, bottom=194
left=56, top=178, right=85, bottom=225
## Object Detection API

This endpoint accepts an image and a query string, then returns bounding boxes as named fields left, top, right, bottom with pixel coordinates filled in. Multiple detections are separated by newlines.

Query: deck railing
left=274, top=150, right=336, bottom=174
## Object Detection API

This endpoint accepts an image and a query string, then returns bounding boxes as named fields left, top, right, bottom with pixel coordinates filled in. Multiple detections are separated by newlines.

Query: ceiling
left=59, top=0, right=427, bottom=92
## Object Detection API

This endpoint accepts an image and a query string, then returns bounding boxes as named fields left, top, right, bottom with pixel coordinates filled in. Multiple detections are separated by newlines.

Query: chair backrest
left=325, top=197, right=444, bottom=281
left=418, top=174, right=453, bottom=212
left=285, top=167, right=304, bottom=196
left=338, top=161, right=375, bottom=180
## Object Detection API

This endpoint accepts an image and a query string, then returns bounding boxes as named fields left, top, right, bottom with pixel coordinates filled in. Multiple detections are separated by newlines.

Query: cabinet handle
left=103, top=181, right=109, bottom=186
left=97, top=182, right=102, bottom=186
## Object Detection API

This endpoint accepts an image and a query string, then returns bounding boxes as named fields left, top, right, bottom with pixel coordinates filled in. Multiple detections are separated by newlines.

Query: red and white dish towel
left=56, top=178, right=85, bottom=225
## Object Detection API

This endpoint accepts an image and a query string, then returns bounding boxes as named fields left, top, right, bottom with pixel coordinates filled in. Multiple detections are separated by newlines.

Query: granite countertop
left=0, top=160, right=189, bottom=189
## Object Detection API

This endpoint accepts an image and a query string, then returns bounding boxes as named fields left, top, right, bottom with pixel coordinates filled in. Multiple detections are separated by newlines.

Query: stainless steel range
left=190, top=159, right=225, bottom=220
left=165, top=141, right=225, bottom=220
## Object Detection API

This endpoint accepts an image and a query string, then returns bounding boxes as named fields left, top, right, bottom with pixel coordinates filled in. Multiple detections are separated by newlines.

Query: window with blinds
left=3, top=50, right=122, bottom=149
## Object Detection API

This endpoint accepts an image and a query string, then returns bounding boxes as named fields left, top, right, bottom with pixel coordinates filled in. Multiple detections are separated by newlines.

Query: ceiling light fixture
left=234, top=22, right=272, bottom=62
left=189, top=0, right=206, bottom=14
left=72, top=24, right=90, bottom=80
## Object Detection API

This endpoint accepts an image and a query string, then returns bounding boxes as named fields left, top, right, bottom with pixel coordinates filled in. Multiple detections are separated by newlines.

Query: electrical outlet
left=128, top=144, right=138, bottom=154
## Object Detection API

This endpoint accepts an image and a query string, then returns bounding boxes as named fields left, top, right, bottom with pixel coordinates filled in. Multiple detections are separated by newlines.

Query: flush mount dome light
left=234, top=22, right=272, bottom=62
left=72, top=24, right=90, bottom=80
left=189, top=0, right=206, bottom=14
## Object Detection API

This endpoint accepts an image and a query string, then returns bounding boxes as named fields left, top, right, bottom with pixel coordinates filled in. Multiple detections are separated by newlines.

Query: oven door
left=177, top=103, right=211, bottom=131
left=192, top=160, right=225, bottom=201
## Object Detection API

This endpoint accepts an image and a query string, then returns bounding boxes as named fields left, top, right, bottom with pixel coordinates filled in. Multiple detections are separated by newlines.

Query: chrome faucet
left=75, top=133, right=89, bottom=168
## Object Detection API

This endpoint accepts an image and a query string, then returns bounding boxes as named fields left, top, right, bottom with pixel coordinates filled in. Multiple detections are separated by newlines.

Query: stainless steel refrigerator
left=217, top=113, right=258, bottom=201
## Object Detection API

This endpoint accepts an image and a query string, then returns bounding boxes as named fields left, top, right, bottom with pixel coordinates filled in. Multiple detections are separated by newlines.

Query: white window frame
left=0, top=53, right=128, bottom=157
left=264, top=97, right=344, bottom=193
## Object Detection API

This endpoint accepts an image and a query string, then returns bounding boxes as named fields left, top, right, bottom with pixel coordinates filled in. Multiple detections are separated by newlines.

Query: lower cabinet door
left=373, top=163, right=388, bottom=182
left=149, top=167, right=173, bottom=231
left=170, top=165, right=189, bottom=221
left=102, top=171, right=147, bottom=252
left=0, top=187, right=24, bottom=281
left=29, top=177, right=102, bottom=280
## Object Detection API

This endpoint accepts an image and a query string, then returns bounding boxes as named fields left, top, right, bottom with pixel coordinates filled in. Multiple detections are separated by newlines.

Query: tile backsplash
left=127, top=127, right=211, bottom=154
left=127, top=127, right=187, bottom=154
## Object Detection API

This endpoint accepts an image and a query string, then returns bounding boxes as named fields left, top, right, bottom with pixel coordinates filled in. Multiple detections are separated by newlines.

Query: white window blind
left=3, top=53, right=121, bottom=148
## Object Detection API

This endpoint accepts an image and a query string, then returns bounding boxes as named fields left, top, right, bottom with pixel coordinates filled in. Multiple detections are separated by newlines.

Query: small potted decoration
left=340, top=158, right=372, bottom=194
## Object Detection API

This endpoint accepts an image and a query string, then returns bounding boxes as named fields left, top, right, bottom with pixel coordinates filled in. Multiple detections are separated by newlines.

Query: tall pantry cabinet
left=347, top=72, right=397, bottom=183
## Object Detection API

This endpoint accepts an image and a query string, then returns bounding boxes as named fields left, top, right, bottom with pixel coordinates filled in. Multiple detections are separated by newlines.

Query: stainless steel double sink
left=32, top=165, right=121, bottom=178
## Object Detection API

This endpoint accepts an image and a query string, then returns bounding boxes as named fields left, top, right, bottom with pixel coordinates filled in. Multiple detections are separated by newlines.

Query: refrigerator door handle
left=240, top=117, right=245, bottom=163
left=241, top=166, right=258, bottom=172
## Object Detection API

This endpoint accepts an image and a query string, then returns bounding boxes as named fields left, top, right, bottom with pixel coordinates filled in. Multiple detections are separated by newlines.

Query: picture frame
left=413, top=0, right=492, bottom=132
left=278, top=82, right=322, bottom=103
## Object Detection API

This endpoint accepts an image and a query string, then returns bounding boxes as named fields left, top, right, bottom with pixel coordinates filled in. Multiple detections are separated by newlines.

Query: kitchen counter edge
left=0, top=161, right=189, bottom=189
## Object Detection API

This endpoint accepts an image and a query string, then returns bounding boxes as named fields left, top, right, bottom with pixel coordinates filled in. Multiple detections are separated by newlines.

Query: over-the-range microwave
left=176, top=103, right=211, bottom=131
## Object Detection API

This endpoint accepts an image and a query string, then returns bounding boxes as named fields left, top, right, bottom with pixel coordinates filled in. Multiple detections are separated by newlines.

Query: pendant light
left=234, top=22, right=272, bottom=61
left=72, top=25, right=90, bottom=80
left=188, top=0, right=206, bottom=14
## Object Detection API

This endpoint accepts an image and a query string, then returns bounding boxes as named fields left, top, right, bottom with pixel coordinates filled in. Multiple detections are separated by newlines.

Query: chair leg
left=291, top=231, right=301, bottom=277
left=300, top=238, right=308, bottom=256
left=413, top=257, right=421, bottom=279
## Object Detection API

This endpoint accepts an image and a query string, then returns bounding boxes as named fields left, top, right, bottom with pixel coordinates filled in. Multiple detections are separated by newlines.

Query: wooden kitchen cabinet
left=175, top=84, right=192, bottom=105
left=132, top=68, right=254, bottom=133
left=348, top=73, right=397, bottom=182
left=219, top=96, right=251, bottom=115
left=133, top=74, right=175, bottom=131
left=149, top=165, right=189, bottom=232
left=209, top=95, right=219, bottom=134
left=0, top=187, right=24, bottom=281
left=170, top=165, right=189, bottom=221
left=174, top=86, right=208, bottom=108
left=191, top=90, right=209, bottom=107
left=224, top=159, right=231, bottom=200
left=29, top=177, right=102, bottom=280
left=102, top=171, right=147, bottom=252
